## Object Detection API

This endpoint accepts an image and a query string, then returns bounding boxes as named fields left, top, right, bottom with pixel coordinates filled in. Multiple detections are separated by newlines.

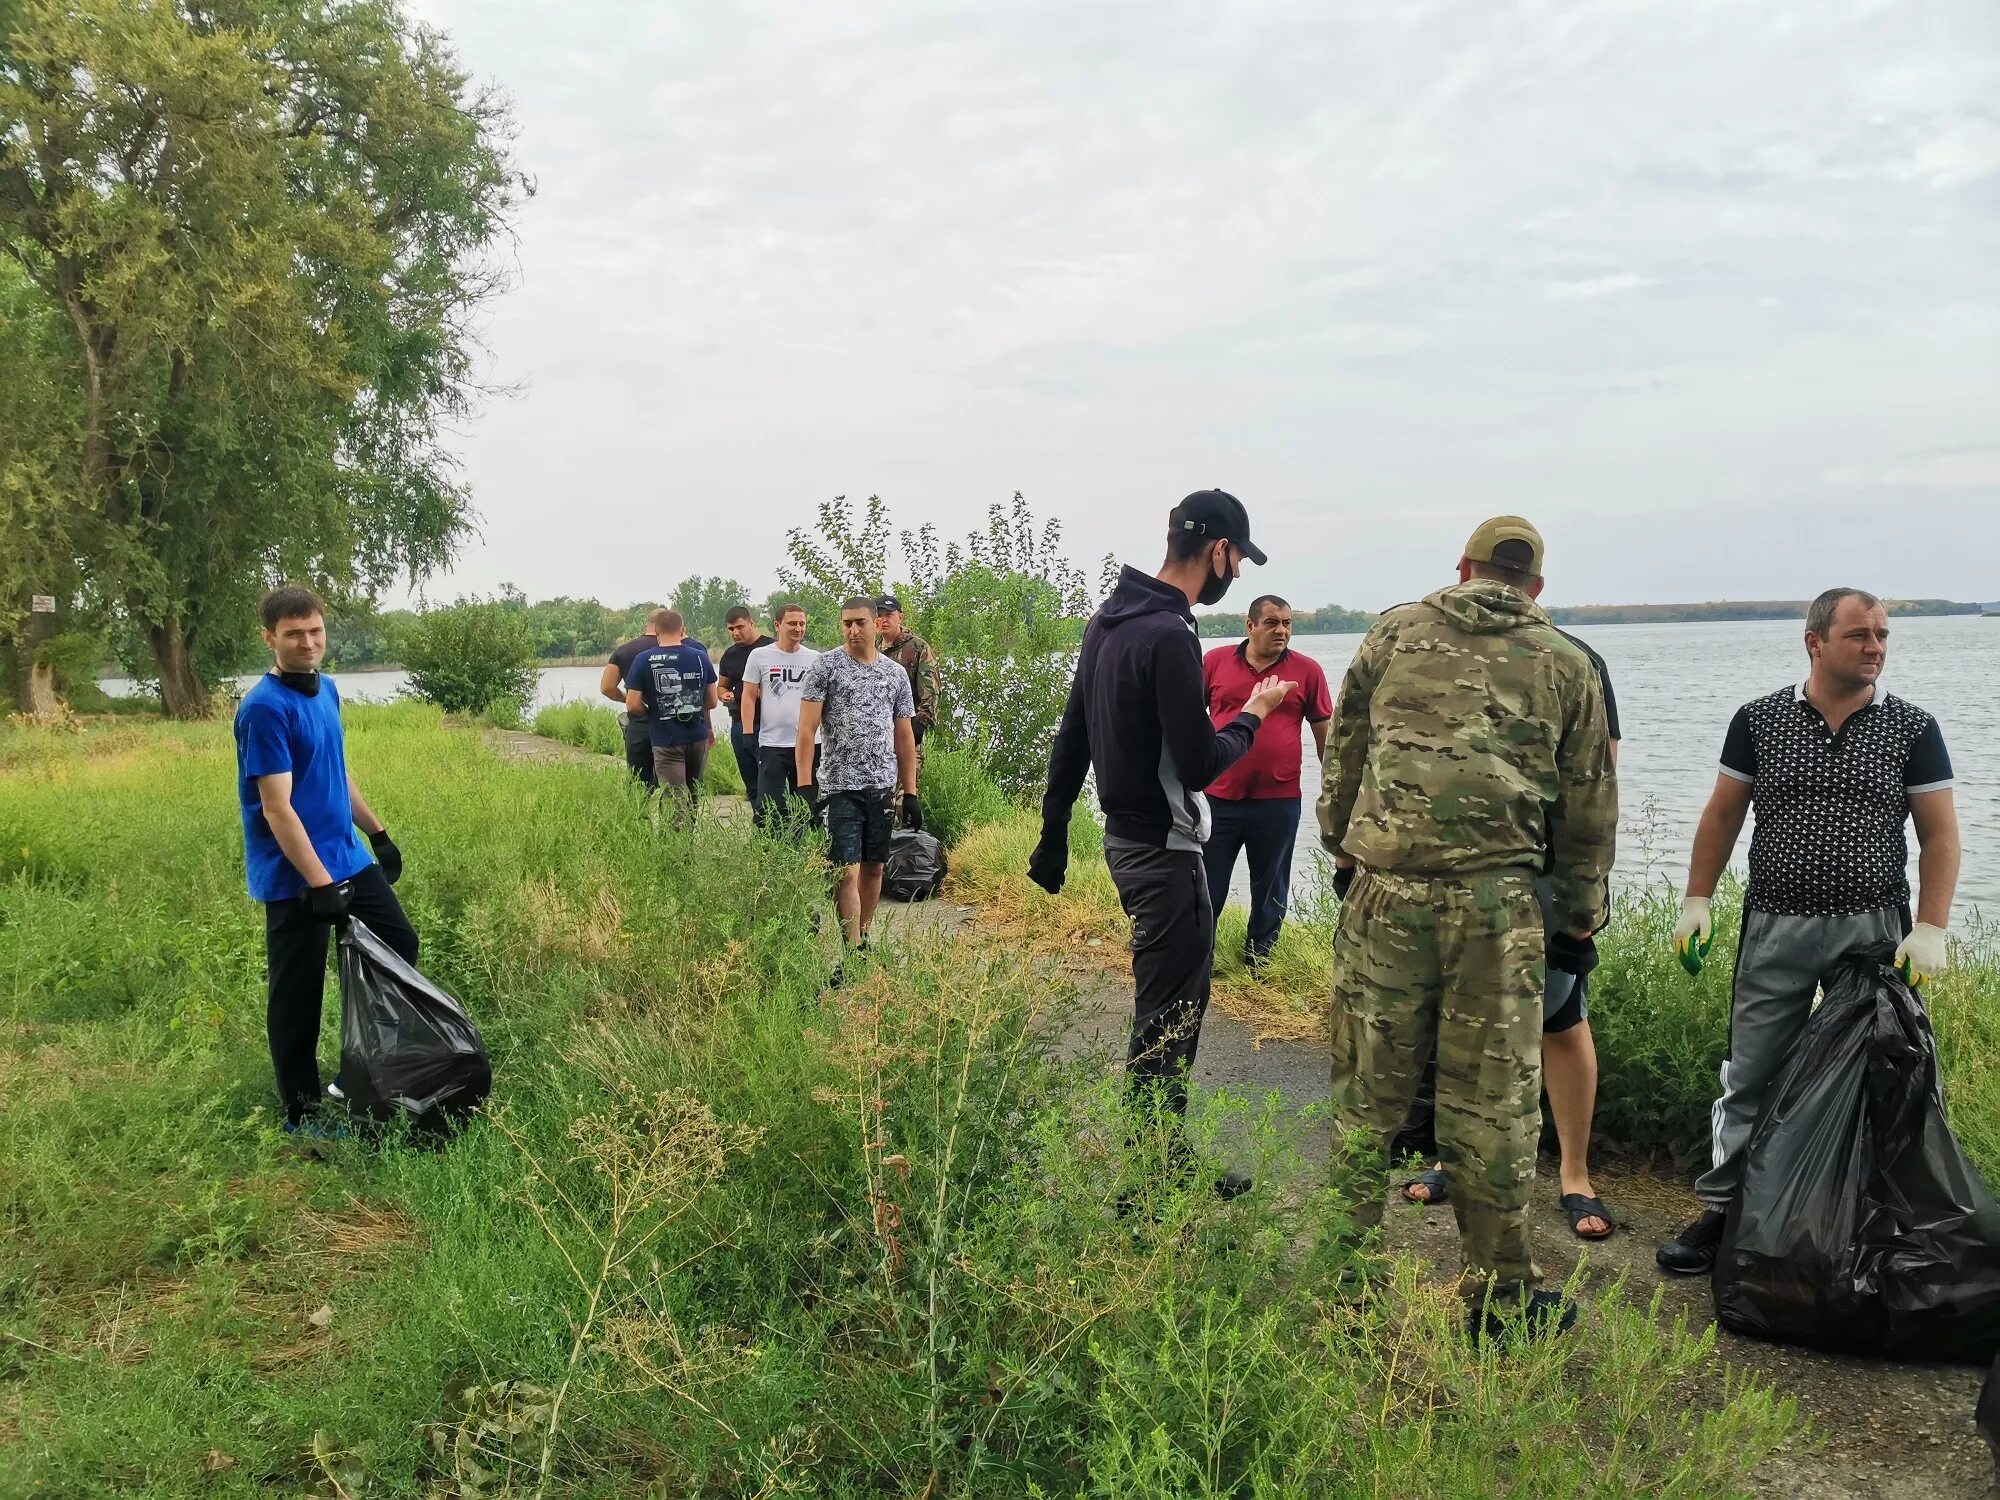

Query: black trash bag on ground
left=1978, top=1354, right=2000, bottom=1467
left=1714, top=943, right=2000, bottom=1362
left=337, top=918, right=492, bottom=1136
left=883, top=828, right=947, bottom=902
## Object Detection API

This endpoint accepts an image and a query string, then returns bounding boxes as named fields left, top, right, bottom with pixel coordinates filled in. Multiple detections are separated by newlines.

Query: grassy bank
left=950, top=810, right=2000, bottom=1180
left=0, top=709, right=1797, bottom=1496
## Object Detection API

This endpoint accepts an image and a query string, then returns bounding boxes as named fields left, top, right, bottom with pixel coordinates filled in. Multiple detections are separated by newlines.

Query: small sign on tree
left=30, top=595, right=56, bottom=613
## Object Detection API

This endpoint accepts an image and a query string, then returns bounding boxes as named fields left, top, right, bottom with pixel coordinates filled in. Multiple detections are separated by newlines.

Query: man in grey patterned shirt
left=796, top=596, right=921, bottom=950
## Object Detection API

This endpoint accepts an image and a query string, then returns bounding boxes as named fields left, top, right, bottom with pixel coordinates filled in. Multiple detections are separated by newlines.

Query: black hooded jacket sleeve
left=1153, top=622, right=1259, bottom=794
left=1039, top=660, right=1091, bottom=839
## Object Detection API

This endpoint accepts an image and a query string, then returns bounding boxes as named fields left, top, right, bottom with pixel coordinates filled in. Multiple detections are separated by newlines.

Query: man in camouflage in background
left=1317, top=516, right=1617, bottom=1345
left=875, top=595, right=941, bottom=768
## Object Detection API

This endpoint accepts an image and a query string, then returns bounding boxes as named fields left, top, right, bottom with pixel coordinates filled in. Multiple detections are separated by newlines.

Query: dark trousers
left=729, top=720, right=762, bottom=814
left=264, top=865, right=419, bottom=1124
left=756, top=743, right=805, bottom=829
left=1105, top=842, right=1214, bottom=1117
left=1202, top=795, right=1301, bottom=959
left=620, top=714, right=656, bottom=788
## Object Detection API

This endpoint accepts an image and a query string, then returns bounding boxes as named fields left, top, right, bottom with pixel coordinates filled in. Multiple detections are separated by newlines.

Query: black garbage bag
left=337, top=918, right=492, bottom=1136
left=883, top=828, right=947, bottom=902
left=1713, top=943, right=2000, bottom=1362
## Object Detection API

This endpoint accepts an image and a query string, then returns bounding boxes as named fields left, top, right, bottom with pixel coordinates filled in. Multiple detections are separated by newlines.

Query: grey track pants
left=1693, top=903, right=1907, bottom=1208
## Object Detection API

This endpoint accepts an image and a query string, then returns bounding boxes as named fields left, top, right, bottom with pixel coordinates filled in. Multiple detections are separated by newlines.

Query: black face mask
left=1197, top=554, right=1234, bottom=607
left=276, top=670, right=322, bottom=697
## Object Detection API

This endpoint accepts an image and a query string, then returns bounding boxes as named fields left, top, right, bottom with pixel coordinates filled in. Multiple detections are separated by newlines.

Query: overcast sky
left=402, top=0, right=1999, bottom=612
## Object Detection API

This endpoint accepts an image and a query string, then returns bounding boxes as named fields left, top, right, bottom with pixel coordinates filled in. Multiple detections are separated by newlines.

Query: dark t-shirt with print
left=625, top=643, right=717, bottom=748
left=717, top=634, right=774, bottom=723
left=1720, top=685, right=1953, bottom=916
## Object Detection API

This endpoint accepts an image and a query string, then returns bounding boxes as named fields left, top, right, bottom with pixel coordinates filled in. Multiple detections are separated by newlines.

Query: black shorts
left=824, top=788, right=893, bottom=866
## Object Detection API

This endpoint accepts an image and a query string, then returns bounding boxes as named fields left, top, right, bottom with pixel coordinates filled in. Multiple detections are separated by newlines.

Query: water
left=1278, top=613, right=1999, bottom=914
left=99, top=614, right=1998, bottom=911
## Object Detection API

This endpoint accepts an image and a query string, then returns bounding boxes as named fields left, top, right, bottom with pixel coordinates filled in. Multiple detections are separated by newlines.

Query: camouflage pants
left=1330, top=867, right=1546, bottom=1307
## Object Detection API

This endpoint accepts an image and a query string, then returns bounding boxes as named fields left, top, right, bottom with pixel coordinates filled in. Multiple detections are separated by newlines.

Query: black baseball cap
left=1170, top=489, right=1266, bottom=566
left=873, top=594, right=902, bottom=614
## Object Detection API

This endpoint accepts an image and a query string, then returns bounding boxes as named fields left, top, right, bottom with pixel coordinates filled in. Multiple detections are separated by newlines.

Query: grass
left=950, top=810, right=2000, bottom=1180
left=531, top=699, right=745, bottom=796
left=0, top=708, right=1800, bottom=1496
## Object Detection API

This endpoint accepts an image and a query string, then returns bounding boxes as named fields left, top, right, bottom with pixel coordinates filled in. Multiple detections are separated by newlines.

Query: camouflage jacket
left=885, top=630, right=941, bottom=736
left=1315, top=580, right=1617, bottom=932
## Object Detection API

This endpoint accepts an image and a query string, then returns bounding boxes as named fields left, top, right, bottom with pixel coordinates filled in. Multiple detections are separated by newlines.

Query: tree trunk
left=12, top=609, right=61, bottom=716
left=150, top=619, right=211, bottom=720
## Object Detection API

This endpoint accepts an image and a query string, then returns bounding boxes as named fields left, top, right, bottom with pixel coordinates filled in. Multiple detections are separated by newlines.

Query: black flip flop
left=1399, top=1169, right=1449, bottom=1206
left=1560, top=1192, right=1614, bottom=1240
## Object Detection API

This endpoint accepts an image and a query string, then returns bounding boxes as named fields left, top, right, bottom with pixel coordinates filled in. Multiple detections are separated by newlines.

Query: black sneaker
left=1467, top=1289, right=1577, bottom=1347
left=1656, top=1209, right=1727, bottom=1276
left=1213, top=1166, right=1254, bottom=1200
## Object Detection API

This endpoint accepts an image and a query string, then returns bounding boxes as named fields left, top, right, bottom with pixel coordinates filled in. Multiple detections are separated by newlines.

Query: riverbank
left=1, top=707, right=1810, bottom=1496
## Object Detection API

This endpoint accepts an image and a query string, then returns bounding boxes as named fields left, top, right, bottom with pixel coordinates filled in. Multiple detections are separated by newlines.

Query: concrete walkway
left=877, top=896, right=1994, bottom=1500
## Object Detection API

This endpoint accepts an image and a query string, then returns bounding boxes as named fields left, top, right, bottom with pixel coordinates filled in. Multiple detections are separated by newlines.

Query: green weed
left=0, top=711, right=1798, bottom=1496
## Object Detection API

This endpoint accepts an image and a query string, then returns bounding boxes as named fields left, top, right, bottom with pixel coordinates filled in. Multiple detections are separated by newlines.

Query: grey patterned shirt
left=801, top=649, right=914, bottom=792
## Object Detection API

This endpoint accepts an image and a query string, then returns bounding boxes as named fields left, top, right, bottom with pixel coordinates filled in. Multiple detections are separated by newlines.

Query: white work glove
left=1672, top=896, right=1713, bottom=976
left=1893, top=923, right=1949, bottom=988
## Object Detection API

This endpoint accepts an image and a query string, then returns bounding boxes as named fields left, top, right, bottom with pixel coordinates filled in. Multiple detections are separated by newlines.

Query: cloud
left=399, top=0, right=2000, bottom=610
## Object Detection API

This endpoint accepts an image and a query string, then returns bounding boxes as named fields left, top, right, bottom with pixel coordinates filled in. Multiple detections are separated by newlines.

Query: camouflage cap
left=1463, top=516, right=1544, bottom=575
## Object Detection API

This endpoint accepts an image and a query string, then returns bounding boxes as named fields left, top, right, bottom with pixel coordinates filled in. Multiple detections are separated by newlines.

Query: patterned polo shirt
left=1719, top=684, right=1954, bottom=917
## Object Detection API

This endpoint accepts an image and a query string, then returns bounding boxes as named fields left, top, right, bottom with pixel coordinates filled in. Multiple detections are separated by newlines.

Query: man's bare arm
left=1910, top=788, right=1960, bottom=929
left=257, top=773, right=336, bottom=888
left=739, top=681, right=760, bottom=738
left=599, top=662, right=626, bottom=704
left=1685, top=774, right=1753, bottom=899
left=894, top=718, right=917, bottom=796
left=345, top=772, right=385, bottom=837
left=795, top=700, right=823, bottom=785
left=1309, top=717, right=1329, bottom=762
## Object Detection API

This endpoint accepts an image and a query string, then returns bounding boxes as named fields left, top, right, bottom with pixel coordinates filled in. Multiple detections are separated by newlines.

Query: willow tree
left=0, top=0, right=523, bottom=715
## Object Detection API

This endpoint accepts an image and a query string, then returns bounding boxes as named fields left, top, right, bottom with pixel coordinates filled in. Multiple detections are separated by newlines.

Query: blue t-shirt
left=625, top=643, right=717, bottom=747
left=233, top=673, right=373, bottom=903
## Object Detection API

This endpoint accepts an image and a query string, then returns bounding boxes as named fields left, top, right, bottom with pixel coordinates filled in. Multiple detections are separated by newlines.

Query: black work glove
left=369, top=828, right=402, bottom=885
left=901, top=793, right=923, bottom=832
left=304, top=882, right=350, bottom=925
left=1332, top=864, right=1356, bottom=901
left=797, top=781, right=821, bottom=817
left=1547, top=931, right=1600, bottom=978
left=1026, top=828, right=1067, bottom=895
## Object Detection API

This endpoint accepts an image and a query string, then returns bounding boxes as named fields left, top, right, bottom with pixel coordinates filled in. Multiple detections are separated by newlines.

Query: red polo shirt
left=1202, top=642, right=1334, bottom=801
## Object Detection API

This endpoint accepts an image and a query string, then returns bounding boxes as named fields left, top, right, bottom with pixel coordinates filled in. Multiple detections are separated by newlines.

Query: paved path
left=878, top=897, right=1996, bottom=1500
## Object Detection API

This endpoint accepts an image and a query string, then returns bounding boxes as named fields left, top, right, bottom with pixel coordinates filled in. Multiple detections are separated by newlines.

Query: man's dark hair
left=1247, top=594, right=1289, bottom=623
left=649, top=607, right=684, bottom=635
left=841, top=595, right=875, bottom=616
left=1806, top=587, right=1881, bottom=639
left=259, top=584, right=326, bottom=631
left=1467, top=539, right=1539, bottom=587
left=1167, top=523, right=1217, bottom=563
left=775, top=602, right=806, bottom=622
left=724, top=605, right=753, bottom=625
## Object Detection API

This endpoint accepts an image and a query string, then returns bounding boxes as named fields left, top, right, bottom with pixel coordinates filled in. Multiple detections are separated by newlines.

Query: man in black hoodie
left=1030, top=491, right=1292, bottom=1190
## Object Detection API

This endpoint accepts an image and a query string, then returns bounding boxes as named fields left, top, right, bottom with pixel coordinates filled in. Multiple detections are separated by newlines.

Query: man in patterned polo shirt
left=1656, top=587, right=1961, bottom=1275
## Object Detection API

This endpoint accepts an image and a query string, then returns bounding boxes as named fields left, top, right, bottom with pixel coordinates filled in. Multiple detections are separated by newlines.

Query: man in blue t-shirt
left=623, top=607, right=719, bottom=812
left=234, top=584, right=420, bottom=1135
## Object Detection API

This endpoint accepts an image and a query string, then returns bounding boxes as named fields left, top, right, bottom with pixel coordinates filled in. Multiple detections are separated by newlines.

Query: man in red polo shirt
left=1202, top=595, right=1334, bottom=968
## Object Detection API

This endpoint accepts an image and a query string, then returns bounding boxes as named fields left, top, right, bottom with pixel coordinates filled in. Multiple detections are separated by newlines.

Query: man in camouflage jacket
left=874, top=595, right=941, bottom=760
left=1316, top=516, right=1617, bottom=1342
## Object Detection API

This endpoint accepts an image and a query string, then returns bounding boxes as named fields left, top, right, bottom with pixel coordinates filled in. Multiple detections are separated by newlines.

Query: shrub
left=396, top=597, right=540, bottom=717
left=917, top=742, right=1011, bottom=849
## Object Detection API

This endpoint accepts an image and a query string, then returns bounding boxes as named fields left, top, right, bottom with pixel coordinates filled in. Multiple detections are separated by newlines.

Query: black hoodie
left=1039, top=566, right=1262, bottom=851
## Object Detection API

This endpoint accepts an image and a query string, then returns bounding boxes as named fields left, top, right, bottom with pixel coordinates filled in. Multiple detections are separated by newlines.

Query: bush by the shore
left=0, top=707, right=1796, bottom=1495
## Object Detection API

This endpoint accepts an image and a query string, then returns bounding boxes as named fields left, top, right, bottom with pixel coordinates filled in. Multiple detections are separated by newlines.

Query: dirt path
left=877, top=898, right=1997, bottom=1500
